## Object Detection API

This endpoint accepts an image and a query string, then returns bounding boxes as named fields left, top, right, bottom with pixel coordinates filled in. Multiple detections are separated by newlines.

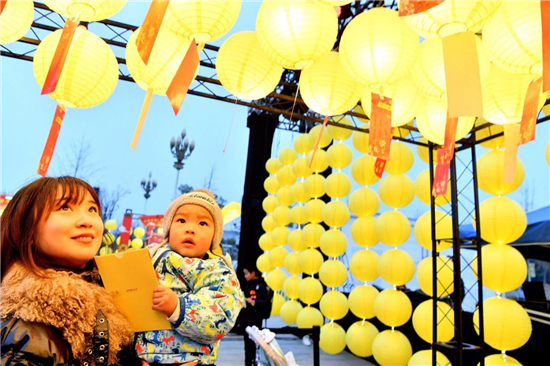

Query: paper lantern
left=283, top=275, right=301, bottom=299
left=374, top=289, right=412, bottom=327
left=302, top=223, right=325, bottom=249
left=284, top=253, right=302, bottom=277
left=266, top=157, right=283, bottom=175
left=475, top=118, right=505, bottom=149
left=385, top=142, right=414, bottom=174
left=408, top=350, right=451, bottom=366
left=257, top=253, right=274, bottom=273
left=276, top=186, right=294, bottom=206
left=256, top=0, right=338, bottom=70
left=289, top=205, right=308, bottom=225
left=105, top=219, right=117, bottom=231
left=325, top=172, right=352, bottom=199
left=327, top=116, right=353, bottom=141
left=271, top=293, right=285, bottom=317
left=165, top=0, right=240, bottom=43
left=417, top=256, right=454, bottom=297
left=288, top=229, right=306, bottom=252
left=305, top=174, right=326, bottom=199
left=271, top=226, right=290, bottom=246
left=375, top=211, right=411, bottom=247
left=276, top=166, right=296, bottom=187
left=320, top=291, right=349, bottom=320
left=319, top=229, right=347, bottom=258
left=379, top=174, right=415, bottom=209
left=272, top=205, right=291, bottom=227
left=320, top=323, right=346, bottom=354
left=416, top=98, right=476, bottom=144
left=340, top=7, right=419, bottom=87
left=44, top=0, right=126, bottom=21
left=294, top=133, right=313, bottom=155
left=102, top=232, right=115, bottom=245
left=352, top=125, right=370, bottom=154
left=322, top=201, right=350, bottom=228
left=377, top=249, right=415, bottom=286
left=477, top=149, right=525, bottom=195
left=474, top=296, right=532, bottom=351
left=263, top=176, right=281, bottom=194
left=131, top=238, right=143, bottom=249
left=262, top=215, right=276, bottom=233
left=262, top=195, right=279, bottom=214
left=222, top=202, right=241, bottom=226
left=319, top=260, right=348, bottom=288
left=280, top=300, right=303, bottom=325
left=360, top=76, right=423, bottom=127
left=292, top=158, right=312, bottom=179
left=415, top=169, right=451, bottom=207
left=297, top=306, right=324, bottom=329
left=298, top=277, right=324, bottom=305
left=278, top=147, right=297, bottom=166
left=349, top=188, right=379, bottom=218
left=326, top=144, right=353, bottom=170
left=268, top=246, right=288, bottom=268
left=411, top=34, right=489, bottom=100
left=372, top=330, right=413, bottom=366
left=349, top=285, right=379, bottom=319
left=298, top=249, right=324, bottom=275
left=259, top=233, right=275, bottom=252
left=291, top=181, right=309, bottom=204
left=99, top=246, right=113, bottom=256
left=351, top=156, right=380, bottom=186
left=217, top=31, right=282, bottom=100
left=33, top=27, right=118, bottom=108
left=351, top=217, right=378, bottom=248
left=412, top=300, right=454, bottom=344
left=472, top=244, right=527, bottom=293
left=309, top=124, right=333, bottom=149
left=482, top=0, right=542, bottom=75
left=416, top=137, right=439, bottom=164
left=414, top=210, right=453, bottom=252
left=133, top=227, right=145, bottom=238
left=346, top=321, right=379, bottom=358
left=306, top=149, right=329, bottom=174
left=350, top=250, right=378, bottom=282
left=480, top=354, right=522, bottom=366
left=266, top=269, right=286, bottom=292
left=0, top=0, right=33, bottom=44
left=475, top=196, right=527, bottom=244
left=300, top=51, right=363, bottom=116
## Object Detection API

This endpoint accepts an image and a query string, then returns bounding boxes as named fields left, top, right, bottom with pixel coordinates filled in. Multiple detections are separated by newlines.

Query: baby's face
left=169, top=204, right=214, bottom=259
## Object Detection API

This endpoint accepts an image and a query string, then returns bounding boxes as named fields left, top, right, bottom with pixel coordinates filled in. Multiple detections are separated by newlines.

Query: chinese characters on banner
left=166, top=40, right=200, bottom=116
left=37, top=105, right=66, bottom=177
left=118, top=210, right=134, bottom=251
left=374, top=158, right=387, bottom=178
left=135, top=0, right=170, bottom=65
left=519, top=77, right=542, bottom=145
left=398, top=0, right=443, bottom=16
left=368, top=93, right=393, bottom=161
left=432, top=116, right=458, bottom=197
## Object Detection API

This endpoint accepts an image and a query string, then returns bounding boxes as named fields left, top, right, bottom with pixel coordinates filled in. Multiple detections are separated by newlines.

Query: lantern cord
left=223, top=98, right=239, bottom=153
left=287, top=82, right=301, bottom=130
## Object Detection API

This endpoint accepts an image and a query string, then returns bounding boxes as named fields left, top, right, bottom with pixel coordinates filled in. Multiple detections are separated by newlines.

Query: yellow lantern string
left=130, top=88, right=153, bottom=150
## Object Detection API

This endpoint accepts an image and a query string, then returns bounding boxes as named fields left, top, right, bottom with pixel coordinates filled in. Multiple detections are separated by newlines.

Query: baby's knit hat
left=163, top=188, right=223, bottom=252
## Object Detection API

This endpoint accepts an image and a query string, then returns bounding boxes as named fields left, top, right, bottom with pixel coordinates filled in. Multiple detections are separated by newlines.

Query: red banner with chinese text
left=541, top=0, right=550, bottom=92
left=118, top=210, right=133, bottom=251
left=139, top=214, right=164, bottom=227
left=37, top=105, right=66, bottom=177
left=519, top=77, right=542, bottom=145
left=432, top=149, right=450, bottom=197
left=398, top=0, right=444, bottom=16
left=136, top=0, right=169, bottom=65
left=442, top=115, right=458, bottom=163
left=166, top=40, right=199, bottom=116
left=374, top=158, right=386, bottom=178
left=368, top=93, right=392, bottom=160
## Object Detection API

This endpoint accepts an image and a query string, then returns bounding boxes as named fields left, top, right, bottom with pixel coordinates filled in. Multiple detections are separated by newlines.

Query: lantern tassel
left=130, top=88, right=153, bottom=151
left=308, top=116, right=329, bottom=168
left=37, top=104, right=66, bottom=177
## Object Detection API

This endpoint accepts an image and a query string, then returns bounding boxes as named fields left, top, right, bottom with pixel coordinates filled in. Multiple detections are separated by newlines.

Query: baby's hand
left=152, top=285, right=178, bottom=317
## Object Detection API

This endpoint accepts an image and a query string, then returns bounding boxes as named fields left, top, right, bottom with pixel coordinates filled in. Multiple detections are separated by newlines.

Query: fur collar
left=1, top=261, right=135, bottom=364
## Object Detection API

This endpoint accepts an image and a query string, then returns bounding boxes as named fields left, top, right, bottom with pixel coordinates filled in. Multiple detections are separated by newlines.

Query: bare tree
left=520, top=178, right=535, bottom=212
left=203, top=164, right=216, bottom=190
left=54, top=136, right=101, bottom=180
left=100, top=186, right=130, bottom=220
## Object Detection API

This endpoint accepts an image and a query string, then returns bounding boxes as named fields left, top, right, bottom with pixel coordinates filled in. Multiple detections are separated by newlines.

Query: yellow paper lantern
left=472, top=243, right=527, bottom=293
left=279, top=147, right=298, bottom=166
left=291, top=181, right=309, bottom=204
left=302, top=223, right=325, bottom=249
left=222, top=201, right=241, bottom=226
left=412, top=300, right=454, bottom=343
left=271, top=226, right=290, bottom=246
left=105, top=219, right=117, bottom=231
left=289, top=205, right=308, bottom=225
left=266, top=157, right=283, bottom=175
left=259, top=233, right=275, bottom=252
left=474, top=296, right=532, bottom=351
left=377, top=249, right=415, bottom=286
left=320, top=323, right=346, bottom=355
left=349, top=285, right=379, bottom=319
left=268, top=246, right=288, bottom=268
left=276, top=166, right=297, bottom=187
left=414, top=210, right=453, bottom=252
left=300, top=51, right=363, bottom=116
left=408, top=350, right=451, bottom=366
left=416, top=137, right=439, bottom=164
left=350, top=250, right=378, bottom=282
left=102, top=232, right=115, bottom=245
left=385, top=142, right=415, bottom=174
left=165, top=0, right=240, bottom=43
left=304, top=195, right=326, bottom=221
left=276, top=186, right=294, bottom=206
left=319, top=260, right=348, bottom=288
left=320, top=291, right=349, bottom=320
left=44, top=0, right=126, bottom=21
left=323, top=201, right=350, bottom=228
left=131, top=238, right=143, bottom=249
left=262, top=195, right=279, bottom=214
left=417, top=256, right=454, bottom=297
left=304, top=174, right=326, bottom=199
left=340, top=7, right=419, bottom=87
left=217, top=31, right=282, bottom=100
left=280, top=300, right=303, bottom=325
left=272, top=205, right=291, bottom=227
left=352, top=125, right=370, bottom=154
left=475, top=196, right=527, bottom=244
left=133, top=227, right=146, bottom=238
left=351, top=155, right=380, bottom=186
left=324, top=173, right=352, bottom=199
left=372, top=330, right=413, bottom=366
left=298, top=277, right=324, bottom=305
left=346, top=321, right=379, bottom=358
left=375, top=211, right=411, bottom=247
left=283, top=275, right=301, bottom=299
left=306, top=149, right=329, bottom=174
left=0, top=0, right=33, bottom=45
left=283, top=253, right=302, bottom=277
left=265, top=269, right=286, bottom=292
left=33, top=26, right=118, bottom=108
left=351, top=216, right=378, bottom=248
left=480, top=354, right=522, bottom=366
left=294, top=133, right=313, bottom=155
left=379, top=174, right=415, bottom=209
left=309, top=124, right=333, bottom=149
left=326, top=144, right=353, bottom=170
left=475, top=119, right=505, bottom=149
left=415, top=169, right=451, bottom=207
left=319, top=229, right=347, bottom=258
left=256, top=0, right=338, bottom=70
left=286, top=230, right=303, bottom=252
left=477, top=148, right=525, bottom=196
left=99, top=246, right=113, bottom=256
left=327, top=116, right=353, bottom=141
left=262, top=215, right=276, bottom=233
left=292, top=158, right=312, bottom=179
left=257, top=253, right=274, bottom=273
left=374, top=289, right=412, bottom=327
left=297, top=306, right=324, bottom=328
left=271, top=293, right=285, bottom=317
left=298, top=248, right=324, bottom=275
left=349, top=188, right=379, bottom=218
left=263, top=176, right=281, bottom=194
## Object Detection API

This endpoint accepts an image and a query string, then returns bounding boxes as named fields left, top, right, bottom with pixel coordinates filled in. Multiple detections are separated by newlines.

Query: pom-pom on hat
left=163, top=188, right=223, bottom=252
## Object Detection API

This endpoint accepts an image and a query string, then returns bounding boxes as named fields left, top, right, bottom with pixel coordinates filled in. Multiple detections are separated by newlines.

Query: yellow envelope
left=95, top=248, right=171, bottom=332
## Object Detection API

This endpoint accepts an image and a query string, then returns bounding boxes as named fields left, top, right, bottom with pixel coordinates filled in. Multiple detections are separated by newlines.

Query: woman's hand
left=152, top=285, right=178, bottom=316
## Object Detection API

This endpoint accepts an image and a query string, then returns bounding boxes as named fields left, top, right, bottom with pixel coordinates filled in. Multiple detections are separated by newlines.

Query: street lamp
left=141, top=172, right=157, bottom=214
left=170, top=129, right=195, bottom=199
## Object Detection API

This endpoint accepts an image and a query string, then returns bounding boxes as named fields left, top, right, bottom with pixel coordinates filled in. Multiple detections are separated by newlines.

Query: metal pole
left=428, top=142, right=438, bottom=366
left=450, top=156, right=463, bottom=366
left=174, top=169, right=181, bottom=200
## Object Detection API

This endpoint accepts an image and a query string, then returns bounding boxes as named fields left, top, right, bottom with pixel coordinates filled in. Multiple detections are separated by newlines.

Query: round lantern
left=271, top=226, right=289, bottom=246
left=289, top=205, right=308, bottom=225
left=475, top=196, right=527, bottom=244
left=414, top=210, right=454, bottom=252
left=412, top=300, right=454, bottom=343
left=297, top=306, right=324, bottom=329
left=475, top=118, right=505, bottom=149
left=265, top=269, right=286, bottom=291
left=416, top=137, right=439, bottom=164
left=302, top=223, right=325, bottom=248
left=256, top=0, right=338, bottom=70
left=340, top=7, right=420, bottom=87
left=415, top=169, right=451, bottom=207
left=276, top=186, right=294, bottom=206
left=350, top=250, right=378, bottom=282
left=319, top=260, right=348, bottom=288
left=474, top=296, right=532, bottom=351
left=105, top=219, right=117, bottom=231
left=291, top=182, right=309, bottom=204
left=353, top=104, right=370, bottom=124
left=349, top=188, right=380, bottom=217
left=33, top=26, right=118, bottom=108
left=284, top=252, right=302, bottom=276
left=346, top=321, right=379, bottom=358
left=259, top=233, right=275, bottom=252
left=349, top=285, right=379, bottom=319
left=325, top=172, right=352, bottom=199
left=262, top=215, right=276, bottom=233
left=319, top=229, right=347, bottom=258
left=372, top=330, right=413, bottom=366
left=352, top=125, right=370, bottom=154
left=375, top=211, right=411, bottom=247
left=102, top=232, right=115, bottom=245
left=377, top=249, right=415, bottom=286
left=480, top=354, right=522, bottom=366
left=264, top=176, right=280, bottom=194
left=416, top=98, right=476, bottom=144
left=268, top=246, right=288, bottom=268
left=292, top=158, right=312, bottom=179
left=298, top=248, right=324, bottom=275
left=327, top=116, right=353, bottom=141
left=256, top=253, right=274, bottom=273
left=279, top=147, right=298, bottom=166
left=262, top=195, right=279, bottom=214
left=131, top=238, right=143, bottom=249
left=320, top=323, right=346, bottom=354
left=294, top=133, right=313, bottom=155
left=309, top=124, right=333, bottom=149
left=385, top=142, right=415, bottom=174
left=44, top=0, right=126, bottom=21
left=280, top=300, right=303, bottom=325
left=379, top=174, right=415, bottom=209
left=351, top=217, right=378, bottom=248
left=216, top=31, right=282, bottom=100
left=472, top=243, right=527, bottom=293
left=374, top=289, right=412, bottom=327
left=320, top=291, right=349, bottom=320
left=408, top=350, right=451, bottom=366
left=266, top=157, right=283, bottom=175
left=326, top=143, right=353, bottom=170
left=322, top=201, right=350, bottom=228
left=272, top=205, right=291, bottom=227
left=165, top=0, right=240, bottom=43
left=288, top=229, right=306, bottom=252
left=304, top=200, right=325, bottom=225
left=283, top=275, right=301, bottom=299
left=477, top=149, right=525, bottom=195
left=306, top=149, right=329, bottom=174
left=0, top=0, right=33, bottom=45
left=271, top=293, right=285, bottom=317
left=351, top=155, right=380, bottom=186
left=417, top=256, right=454, bottom=297
left=276, top=166, right=297, bottom=187
left=305, top=174, right=326, bottom=199
left=298, top=277, right=324, bottom=305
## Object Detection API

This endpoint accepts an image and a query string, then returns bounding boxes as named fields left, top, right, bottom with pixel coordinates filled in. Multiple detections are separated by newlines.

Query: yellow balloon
left=292, top=158, right=312, bottom=179
left=474, top=297, right=532, bottom=351
left=375, top=211, right=411, bottom=247
left=472, top=244, right=527, bottom=293
left=297, top=306, right=324, bottom=328
left=327, top=116, right=353, bottom=141
left=131, top=238, right=143, bottom=249
left=475, top=196, right=527, bottom=245
left=479, top=354, right=522, bottom=366
left=283, top=252, right=302, bottom=276
left=280, top=300, right=303, bottom=325
left=413, top=210, right=453, bottom=252
left=259, top=233, right=275, bottom=252
left=265, top=269, right=286, bottom=292
left=477, top=149, right=525, bottom=195
left=283, top=275, right=301, bottom=299
left=262, top=195, right=279, bottom=214
left=294, top=134, right=313, bottom=155
left=346, top=321, right=379, bottom=358
left=372, top=330, right=413, bottom=366
left=374, top=289, right=412, bottom=327
left=102, top=232, right=115, bottom=245
left=319, top=260, right=348, bottom=288
left=262, top=215, right=276, bottom=233
left=291, top=181, right=310, bottom=204
left=309, top=124, right=333, bottom=149
left=319, top=229, right=347, bottom=258
left=266, top=157, right=284, bottom=175
left=414, top=169, right=450, bottom=206
left=271, top=226, right=290, bottom=246
left=279, top=147, right=298, bottom=166
left=268, top=246, right=288, bottom=268
left=319, top=323, right=347, bottom=354
left=351, top=217, right=378, bottom=248
left=412, top=300, right=454, bottom=343
left=288, top=229, right=306, bottom=252
left=264, top=176, right=281, bottom=194
left=105, top=219, right=117, bottom=231
left=349, top=250, right=378, bottom=282
left=277, top=166, right=297, bottom=187
left=298, top=249, right=324, bottom=275
left=257, top=253, right=274, bottom=273
left=378, top=174, right=415, bottom=209
left=305, top=174, right=326, bottom=199
left=272, top=205, right=291, bottom=227
left=276, top=186, right=294, bottom=206
left=349, top=188, right=379, bottom=218
left=349, top=285, right=379, bottom=319
left=385, top=142, right=414, bottom=174
left=323, top=201, right=350, bottom=228
left=326, top=143, right=353, bottom=170
left=351, top=155, right=380, bottom=186
left=270, top=293, right=285, bottom=317
left=408, top=350, right=451, bottom=366
left=302, top=223, right=325, bottom=249
left=377, top=249, right=415, bottom=286
left=320, top=291, right=349, bottom=320
left=417, top=256, right=454, bottom=298
left=324, top=172, right=352, bottom=199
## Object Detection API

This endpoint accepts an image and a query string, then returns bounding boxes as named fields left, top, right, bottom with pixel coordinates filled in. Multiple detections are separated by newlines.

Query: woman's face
left=36, top=189, right=103, bottom=269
